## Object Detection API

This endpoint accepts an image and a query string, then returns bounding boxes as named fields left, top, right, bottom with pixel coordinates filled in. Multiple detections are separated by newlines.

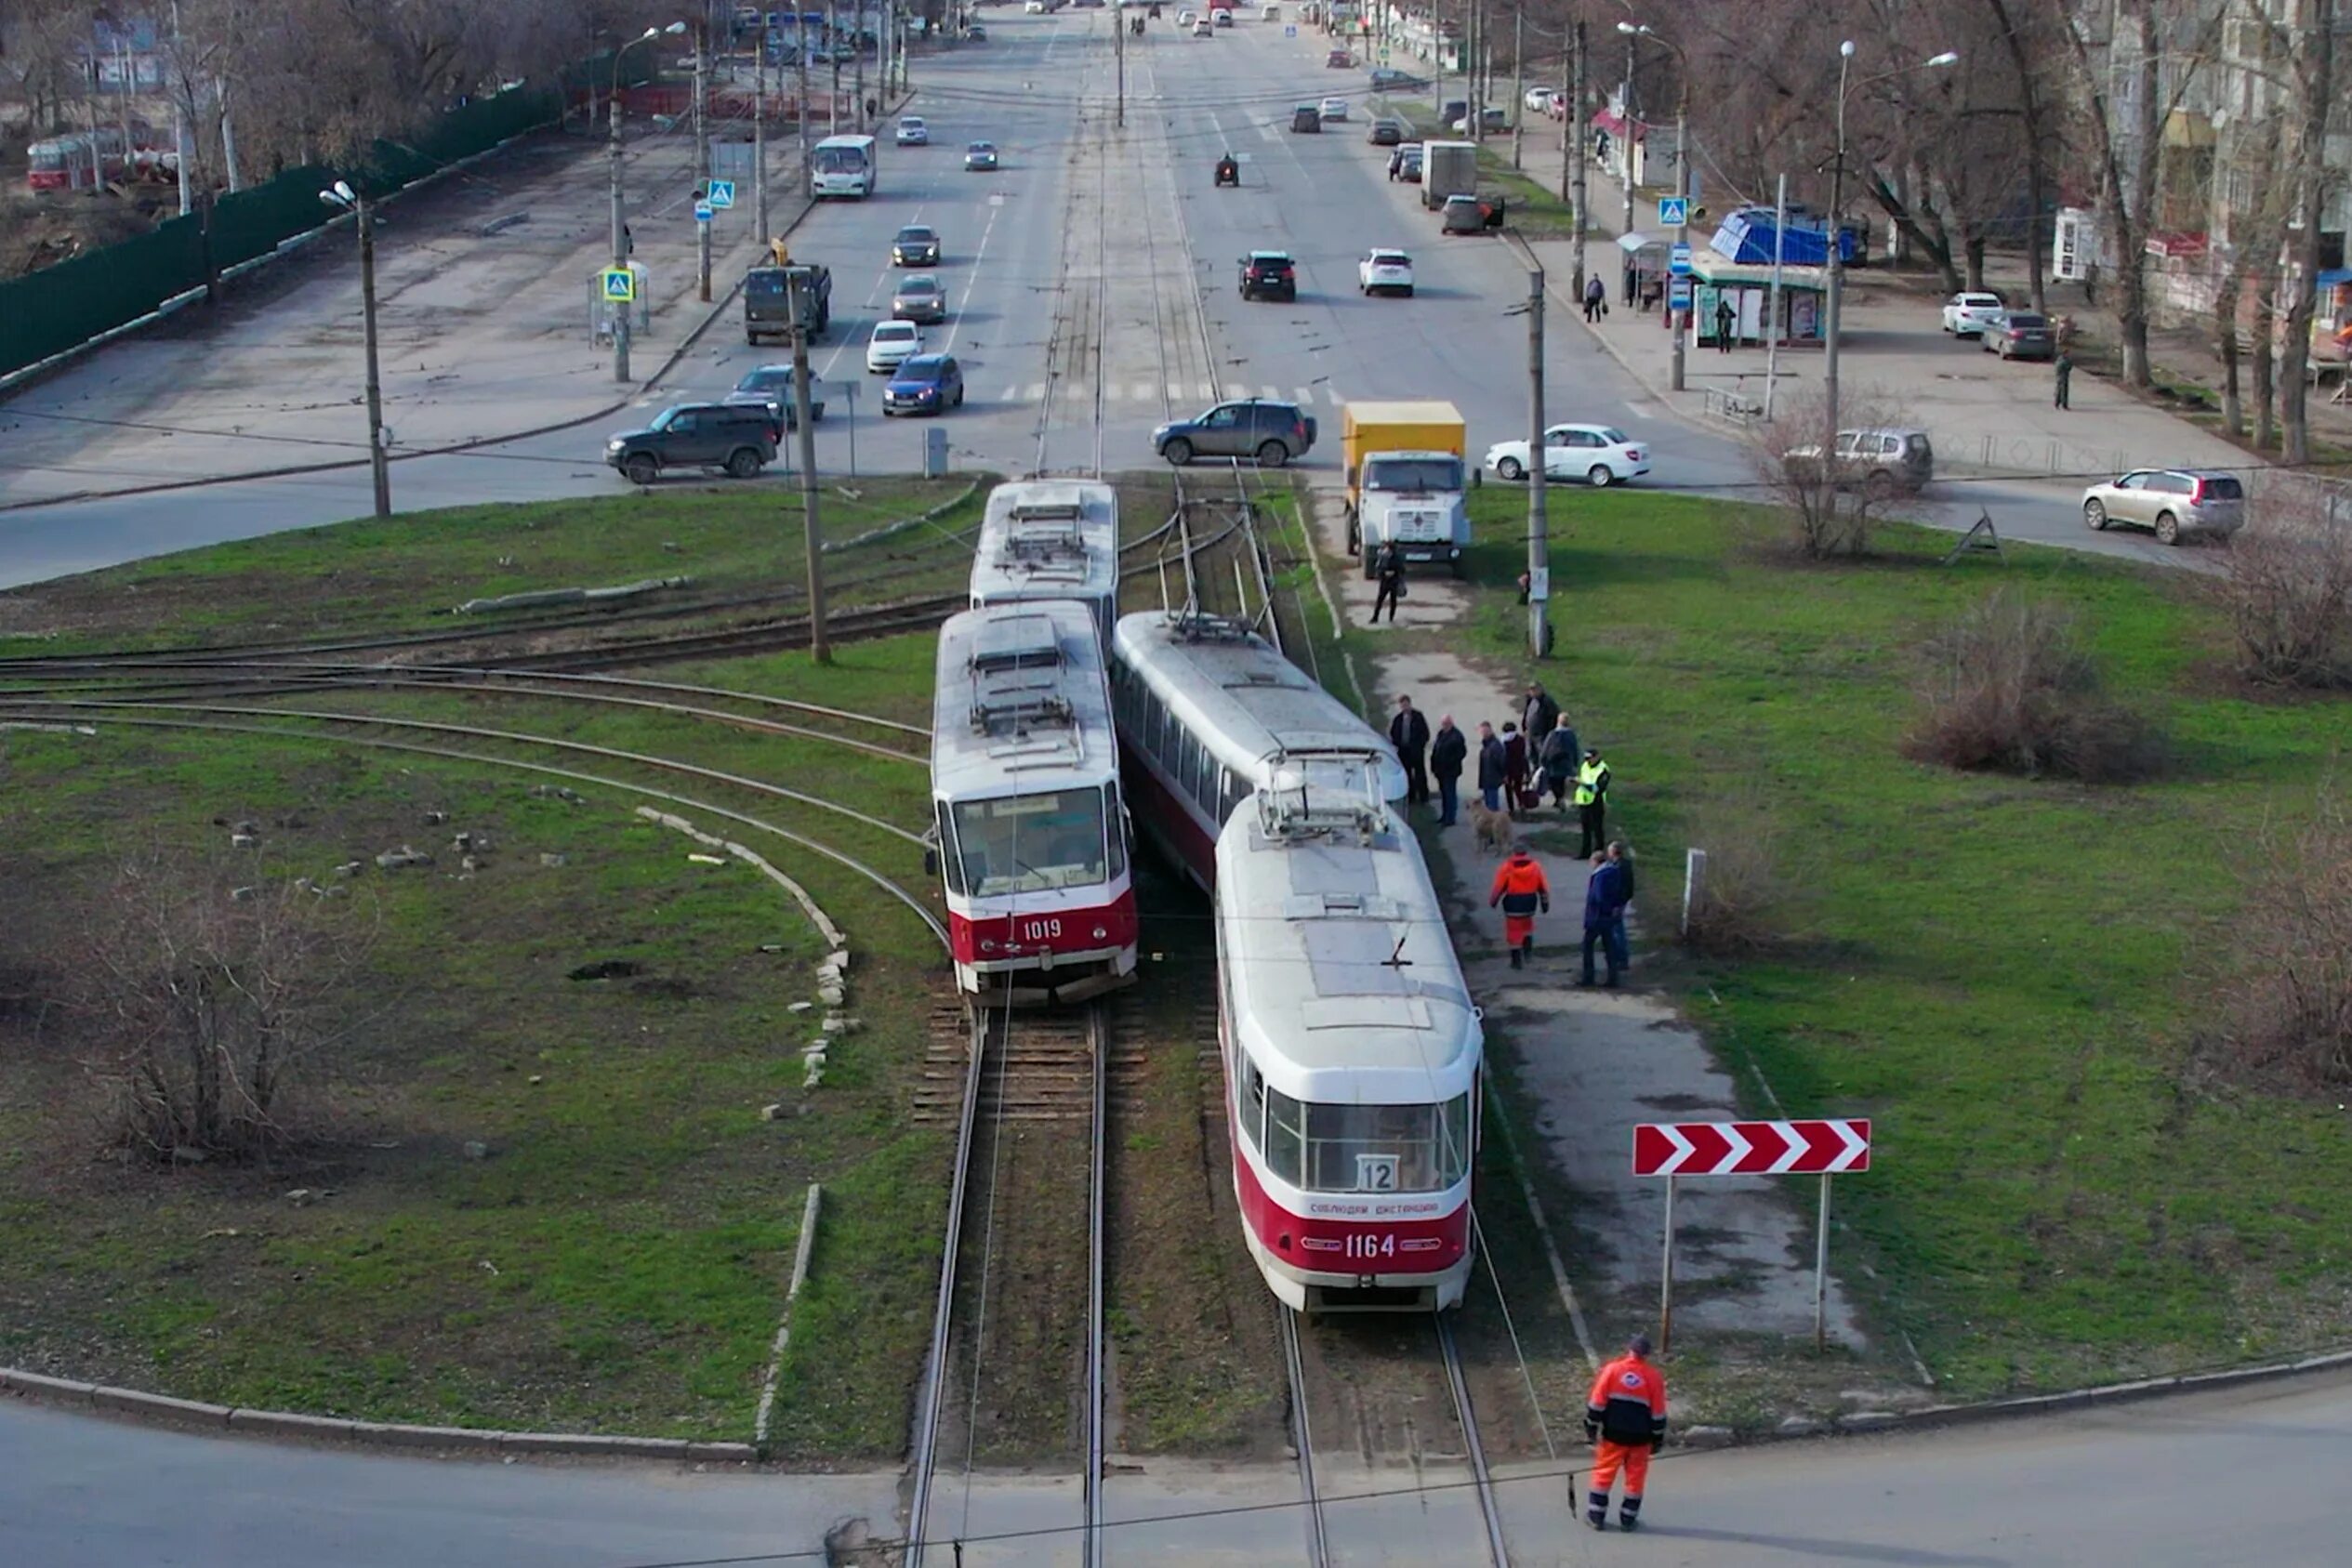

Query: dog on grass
left=1469, top=799, right=1515, bottom=857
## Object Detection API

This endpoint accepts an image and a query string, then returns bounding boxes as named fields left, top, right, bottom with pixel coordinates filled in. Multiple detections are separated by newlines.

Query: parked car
left=1523, top=86, right=1558, bottom=112
left=891, top=273, right=948, bottom=323
left=1237, top=250, right=1298, bottom=300
left=1940, top=290, right=2006, bottom=336
left=1327, top=47, right=1352, bottom=68
left=1290, top=104, right=1323, bottom=133
left=1390, top=142, right=1423, bottom=181
left=1318, top=97, right=1349, bottom=121
left=1783, top=427, right=1936, bottom=496
left=724, top=364, right=826, bottom=427
left=606, top=402, right=776, bottom=484
left=1176, top=7, right=1196, bottom=20
left=966, top=22, right=987, bottom=38
left=892, top=224, right=942, bottom=266
left=1368, top=67, right=1428, bottom=91
left=1024, top=0, right=1045, bottom=9
left=1485, top=423, right=1649, bottom=486
left=1981, top=310, right=2056, bottom=361
left=2080, top=468, right=2245, bottom=545
left=1357, top=248, right=1413, bottom=296
left=1440, top=194, right=1486, bottom=234
left=1193, top=17, right=1212, bottom=34
left=1212, top=5, right=1232, bottom=21
left=964, top=140, right=998, bottom=170
left=894, top=115, right=929, bottom=146
left=1153, top=398, right=1317, bottom=468
left=1449, top=106, right=1509, bottom=133
left=1368, top=117, right=1405, bottom=146
left=865, top=319, right=925, bottom=373
left=883, top=353, right=966, bottom=415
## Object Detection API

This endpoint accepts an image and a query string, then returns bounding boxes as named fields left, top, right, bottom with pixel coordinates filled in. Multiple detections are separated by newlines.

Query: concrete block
left=90, top=1385, right=232, bottom=1426
left=1678, top=1424, right=1736, bottom=1447
left=1773, top=1416, right=1826, bottom=1438
left=686, top=1440, right=760, bottom=1464
left=229, top=1407, right=364, bottom=1441
left=0, top=1368, right=97, bottom=1403
left=1840, top=1411, right=1902, bottom=1430
left=366, top=1421, right=509, bottom=1451
left=499, top=1430, right=693, bottom=1460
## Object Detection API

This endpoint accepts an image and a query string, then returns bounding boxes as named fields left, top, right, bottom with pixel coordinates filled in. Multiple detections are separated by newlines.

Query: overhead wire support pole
left=608, top=63, right=632, bottom=383
left=787, top=270, right=831, bottom=665
left=1505, top=231, right=1548, bottom=659
left=356, top=190, right=390, bottom=520
left=1566, top=19, right=1585, bottom=299
left=754, top=33, right=771, bottom=251
left=694, top=24, right=712, bottom=303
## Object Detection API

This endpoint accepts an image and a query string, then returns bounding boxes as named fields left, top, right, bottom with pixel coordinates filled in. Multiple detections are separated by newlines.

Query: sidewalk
left=1505, top=126, right=2297, bottom=483
left=0, top=124, right=803, bottom=510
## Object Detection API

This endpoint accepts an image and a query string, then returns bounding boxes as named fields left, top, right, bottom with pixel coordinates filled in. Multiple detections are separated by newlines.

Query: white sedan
left=1484, top=423, right=1650, bottom=486
left=1319, top=97, right=1349, bottom=121
left=894, top=116, right=929, bottom=146
left=865, top=320, right=925, bottom=374
left=1940, top=291, right=2005, bottom=336
left=1357, top=248, right=1414, bottom=296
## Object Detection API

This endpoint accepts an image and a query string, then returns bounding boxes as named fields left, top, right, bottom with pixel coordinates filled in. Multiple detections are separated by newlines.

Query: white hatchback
left=1940, top=291, right=2005, bottom=336
left=866, top=320, right=924, bottom=374
left=1319, top=97, right=1349, bottom=121
left=1357, top=248, right=1414, bottom=297
left=894, top=116, right=928, bottom=146
left=1484, top=422, right=1649, bottom=486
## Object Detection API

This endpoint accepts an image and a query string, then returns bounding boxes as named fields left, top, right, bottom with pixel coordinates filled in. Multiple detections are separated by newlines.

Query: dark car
left=1152, top=398, right=1316, bottom=468
left=1368, top=67, right=1427, bottom=91
left=966, top=21, right=986, bottom=37
left=892, top=273, right=948, bottom=323
left=1390, top=143, right=1423, bottom=181
left=606, top=402, right=777, bottom=484
left=743, top=262, right=832, bottom=346
left=1237, top=250, right=1297, bottom=301
left=1290, top=104, right=1322, bottom=133
left=723, top=363, right=826, bottom=428
left=964, top=139, right=998, bottom=171
left=1982, top=310, right=2057, bottom=362
left=892, top=224, right=942, bottom=266
left=883, top=353, right=966, bottom=415
left=1368, top=117, right=1404, bottom=146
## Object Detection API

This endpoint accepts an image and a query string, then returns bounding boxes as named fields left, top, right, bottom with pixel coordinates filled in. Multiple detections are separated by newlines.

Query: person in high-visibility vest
left=1487, top=845, right=1551, bottom=968
left=1584, top=1332, right=1668, bottom=1531
left=1574, top=748, right=1612, bottom=858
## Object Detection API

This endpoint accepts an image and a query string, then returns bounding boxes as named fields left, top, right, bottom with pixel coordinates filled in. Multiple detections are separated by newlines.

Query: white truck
left=1343, top=400, right=1473, bottom=579
left=1420, top=139, right=1478, bottom=209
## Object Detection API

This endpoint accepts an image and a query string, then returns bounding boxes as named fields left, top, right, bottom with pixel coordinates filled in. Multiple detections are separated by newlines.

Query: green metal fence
left=0, top=85, right=563, bottom=381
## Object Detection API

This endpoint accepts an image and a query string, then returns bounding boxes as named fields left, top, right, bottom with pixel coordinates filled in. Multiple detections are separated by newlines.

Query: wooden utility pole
left=787, top=271, right=831, bottom=665
left=1567, top=19, right=1586, bottom=299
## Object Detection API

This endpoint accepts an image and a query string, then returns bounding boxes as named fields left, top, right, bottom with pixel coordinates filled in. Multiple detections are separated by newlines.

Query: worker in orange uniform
left=1487, top=845, right=1551, bottom=969
left=1584, top=1332, right=1668, bottom=1531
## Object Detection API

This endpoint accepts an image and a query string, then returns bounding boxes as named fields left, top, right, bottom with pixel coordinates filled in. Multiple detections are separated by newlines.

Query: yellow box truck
left=1342, top=400, right=1471, bottom=577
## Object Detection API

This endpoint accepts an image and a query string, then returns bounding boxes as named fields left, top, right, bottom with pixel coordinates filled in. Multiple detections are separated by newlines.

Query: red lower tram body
left=945, top=886, right=1139, bottom=1002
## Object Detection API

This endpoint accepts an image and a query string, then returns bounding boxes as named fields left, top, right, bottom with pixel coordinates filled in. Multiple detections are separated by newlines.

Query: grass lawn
left=0, top=631, right=953, bottom=1453
left=1431, top=481, right=2352, bottom=1397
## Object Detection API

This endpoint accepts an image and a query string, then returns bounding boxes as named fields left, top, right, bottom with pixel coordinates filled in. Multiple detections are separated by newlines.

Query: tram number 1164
left=1019, top=917, right=1063, bottom=942
left=1342, top=1232, right=1397, bottom=1261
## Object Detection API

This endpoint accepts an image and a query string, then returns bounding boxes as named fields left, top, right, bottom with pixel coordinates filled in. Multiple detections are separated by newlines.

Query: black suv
left=1152, top=398, right=1316, bottom=468
left=1237, top=251, right=1297, bottom=302
left=606, top=402, right=778, bottom=484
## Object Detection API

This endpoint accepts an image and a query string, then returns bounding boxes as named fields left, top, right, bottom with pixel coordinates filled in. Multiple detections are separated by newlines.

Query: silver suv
left=2080, top=468, right=2245, bottom=545
left=1152, top=399, right=1317, bottom=468
left=1782, top=427, right=1935, bottom=497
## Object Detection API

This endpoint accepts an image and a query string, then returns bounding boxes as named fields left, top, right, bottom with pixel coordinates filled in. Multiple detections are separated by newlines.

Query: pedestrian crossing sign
left=601, top=268, right=636, bottom=303
left=1657, top=195, right=1688, bottom=227
left=706, top=178, right=736, bottom=209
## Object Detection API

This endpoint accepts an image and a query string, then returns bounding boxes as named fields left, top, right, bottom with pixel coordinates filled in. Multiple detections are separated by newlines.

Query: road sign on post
left=601, top=268, right=637, bottom=303
left=1669, top=278, right=1692, bottom=311
left=1658, top=195, right=1687, bottom=227
left=1634, top=1119, right=1870, bottom=1354
left=1668, top=241, right=1693, bottom=275
left=694, top=201, right=714, bottom=223
left=706, top=178, right=736, bottom=209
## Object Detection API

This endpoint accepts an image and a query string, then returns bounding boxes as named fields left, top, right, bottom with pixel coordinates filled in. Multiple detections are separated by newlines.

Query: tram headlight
left=980, top=939, right=998, bottom=954
left=1091, top=926, right=1107, bottom=941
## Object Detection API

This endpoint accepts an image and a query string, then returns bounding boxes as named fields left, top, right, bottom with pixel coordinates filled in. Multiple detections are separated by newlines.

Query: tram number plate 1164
left=1342, top=1232, right=1398, bottom=1260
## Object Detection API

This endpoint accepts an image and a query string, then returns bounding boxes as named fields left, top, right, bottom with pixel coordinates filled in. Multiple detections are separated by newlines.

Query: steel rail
left=1279, top=1308, right=1331, bottom=1568
left=1082, top=1000, right=1109, bottom=1568
left=1438, top=1312, right=1512, bottom=1567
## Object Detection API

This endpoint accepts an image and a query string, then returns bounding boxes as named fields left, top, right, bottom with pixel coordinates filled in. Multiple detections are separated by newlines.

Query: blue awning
left=2318, top=268, right=2352, bottom=290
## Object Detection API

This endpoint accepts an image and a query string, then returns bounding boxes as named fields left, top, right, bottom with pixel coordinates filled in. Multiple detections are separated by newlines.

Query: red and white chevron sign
left=1632, top=1119, right=1871, bottom=1178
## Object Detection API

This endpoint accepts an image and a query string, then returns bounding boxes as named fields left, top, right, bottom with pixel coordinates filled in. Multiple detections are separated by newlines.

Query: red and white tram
left=1110, top=612, right=1407, bottom=889
left=969, top=480, right=1120, bottom=646
left=1214, top=783, right=1481, bottom=1311
left=931, top=602, right=1138, bottom=1004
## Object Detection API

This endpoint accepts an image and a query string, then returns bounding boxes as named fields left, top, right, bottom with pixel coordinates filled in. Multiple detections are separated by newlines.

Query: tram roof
left=1213, top=792, right=1478, bottom=1101
left=970, top=480, right=1120, bottom=607
left=932, top=601, right=1117, bottom=798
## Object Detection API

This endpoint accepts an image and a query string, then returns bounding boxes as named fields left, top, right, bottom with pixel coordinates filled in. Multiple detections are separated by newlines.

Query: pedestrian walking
left=1475, top=721, right=1506, bottom=812
left=1713, top=295, right=1735, bottom=353
left=1430, top=715, right=1467, bottom=825
left=1582, top=274, right=1606, bottom=323
left=1538, top=715, right=1579, bottom=810
left=1369, top=540, right=1405, bottom=624
left=1388, top=694, right=1432, bottom=807
left=1584, top=1333, right=1668, bottom=1531
left=2054, top=349, right=2074, bottom=411
left=1501, top=721, right=1528, bottom=813
left=1574, top=747, right=1612, bottom=857
left=1521, top=683, right=1559, bottom=744
left=1488, top=844, right=1552, bottom=968
left=1579, top=850, right=1631, bottom=986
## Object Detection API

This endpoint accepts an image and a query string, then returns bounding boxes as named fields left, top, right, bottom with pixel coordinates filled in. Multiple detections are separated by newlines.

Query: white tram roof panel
left=932, top=601, right=1117, bottom=798
left=1214, top=793, right=1478, bottom=1102
left=1114, top=613, right=1406, bottom=796
left=969, top=480, right=1120, bottom=606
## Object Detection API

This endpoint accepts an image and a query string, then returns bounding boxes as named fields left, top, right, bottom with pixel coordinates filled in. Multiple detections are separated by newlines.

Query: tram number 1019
left=1018, top=917, right=1063, bottom=942
left=1341, top=1232, right=1397, bottom=1261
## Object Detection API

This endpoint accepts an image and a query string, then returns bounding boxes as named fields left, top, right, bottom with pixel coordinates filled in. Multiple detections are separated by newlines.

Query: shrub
left=2213, top=477, right=2352, bottom=690
left=1744, top=385, right=1917, bottom=560
left=1904, top=589, right=2165, bottom=784
left=1677, top=794, right=1791, bottom=955
left=2210, top=789, right=2352, bottom=1093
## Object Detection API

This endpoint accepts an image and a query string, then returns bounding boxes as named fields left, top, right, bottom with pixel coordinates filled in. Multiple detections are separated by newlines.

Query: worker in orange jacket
left=1584, top=1332, right=1668, bottom=1531
left=1487, top=846, right=1551, bottom=968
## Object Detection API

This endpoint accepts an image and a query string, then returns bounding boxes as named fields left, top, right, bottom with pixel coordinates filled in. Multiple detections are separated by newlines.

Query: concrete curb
left=0, top=1365, right=765, bottom=1463
left=0, top=144, right=831, bottom=518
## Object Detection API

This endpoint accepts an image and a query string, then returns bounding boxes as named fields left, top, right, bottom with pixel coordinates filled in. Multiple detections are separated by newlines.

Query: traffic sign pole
left=1659, top=1174, right=1677, bottom=1353
left=1816, top=1174, right=1832, bottom=1353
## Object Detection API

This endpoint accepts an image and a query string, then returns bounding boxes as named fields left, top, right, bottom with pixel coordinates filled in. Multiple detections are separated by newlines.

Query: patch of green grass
left=1426, top=482, right=2352, bottom=1397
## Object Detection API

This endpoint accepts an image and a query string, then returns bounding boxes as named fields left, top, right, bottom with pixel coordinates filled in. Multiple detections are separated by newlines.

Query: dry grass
left=1677, top=792, right=1792, bottom=955
left=2208, top=786, right=2352, bottom=1094
left=2211, top=477, right=2352, bottom=690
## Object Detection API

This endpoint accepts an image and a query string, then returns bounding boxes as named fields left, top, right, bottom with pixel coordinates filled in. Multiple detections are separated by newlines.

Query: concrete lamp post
left=318, top=180, right=390, bottom=520
left=1616, top=20, right=1689, bottom=393
left=607, top=22, right=687, bottom=384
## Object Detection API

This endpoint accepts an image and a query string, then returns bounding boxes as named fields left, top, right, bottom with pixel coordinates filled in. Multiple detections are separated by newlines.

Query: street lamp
left=1617, top=20, right=1690, bottom=392
left=1823, top=44, right=1958, bottom=480
left=607, top=23, right=686, bottom=383
left=319, top=179, right=390, bottom=520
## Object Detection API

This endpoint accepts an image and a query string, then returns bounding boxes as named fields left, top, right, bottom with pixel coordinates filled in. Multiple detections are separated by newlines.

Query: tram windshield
left=946, top=785, right=1113, bottom=897
left=1262, top=1089, right=1471, bottom=1193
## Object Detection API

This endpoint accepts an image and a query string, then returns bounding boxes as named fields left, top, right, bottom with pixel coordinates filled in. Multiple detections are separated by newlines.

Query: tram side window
left=1103, top=782, right=1127, bottom=879
left=934, top=802, right=965, bottom=895
left=1221, top=767, right=1248, bottom=822
left=1264, top=1086, right=1306, bottom=1186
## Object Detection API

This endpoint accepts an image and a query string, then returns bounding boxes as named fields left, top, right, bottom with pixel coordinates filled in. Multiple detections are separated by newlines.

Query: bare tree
left=2272, top=0, right=2340, bottom=468
left=63, top=855, right=374, bottom=1164
left=1747, top=384, right=1920, bottom=558
left=2212, top=476, right=2352, bottom=689
left=2211, top=110, right=2291, bottom=439
left=0, top=0, right=97, bottom=136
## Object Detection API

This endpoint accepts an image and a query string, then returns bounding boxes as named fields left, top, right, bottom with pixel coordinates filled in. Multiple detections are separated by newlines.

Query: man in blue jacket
left=1475, top=721, right=1507, bottom=811
left=1580, top=850, right=1631, bottom=987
